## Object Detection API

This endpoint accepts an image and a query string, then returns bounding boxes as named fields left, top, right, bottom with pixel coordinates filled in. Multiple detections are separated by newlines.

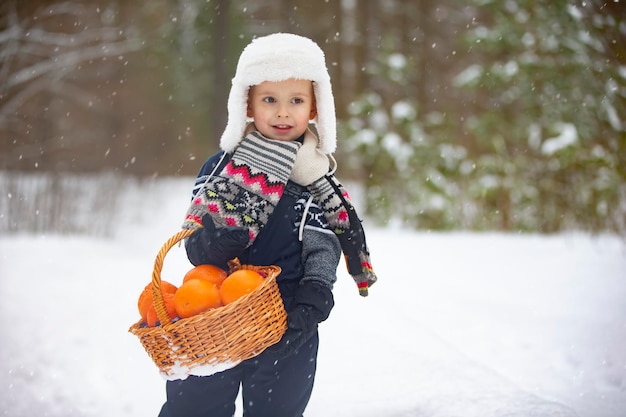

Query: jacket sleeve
left=300, top=202, right=341, bottom=290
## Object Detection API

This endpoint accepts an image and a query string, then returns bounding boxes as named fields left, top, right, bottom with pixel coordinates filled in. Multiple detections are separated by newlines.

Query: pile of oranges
left=137, top=264, right=265, bottom=327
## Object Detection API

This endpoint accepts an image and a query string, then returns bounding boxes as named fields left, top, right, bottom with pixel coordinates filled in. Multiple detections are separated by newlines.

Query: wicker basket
left=129, top=229, right=287, bottom=380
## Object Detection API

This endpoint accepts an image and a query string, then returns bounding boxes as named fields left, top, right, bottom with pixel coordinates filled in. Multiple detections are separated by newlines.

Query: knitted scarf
left=183, top=131, right=377, bottom=296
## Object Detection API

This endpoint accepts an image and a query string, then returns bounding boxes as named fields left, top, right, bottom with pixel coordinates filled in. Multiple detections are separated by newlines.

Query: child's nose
left=276, top=104, right=289, bottom=118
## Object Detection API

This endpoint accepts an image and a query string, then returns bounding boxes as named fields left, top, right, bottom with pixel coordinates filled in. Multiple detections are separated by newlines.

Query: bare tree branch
left=5, top=38, right=142, bottom=90
left=0, top=0, right=144, bottom=129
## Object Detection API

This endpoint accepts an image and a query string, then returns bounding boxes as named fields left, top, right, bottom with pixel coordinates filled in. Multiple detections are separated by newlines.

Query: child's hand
left=265, top=281, right=334, bottom=359
left=185, top=214, right=249, bottom=269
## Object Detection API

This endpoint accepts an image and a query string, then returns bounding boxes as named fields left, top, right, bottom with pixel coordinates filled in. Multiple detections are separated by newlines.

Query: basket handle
left=152, top=228, right=196, bottom=326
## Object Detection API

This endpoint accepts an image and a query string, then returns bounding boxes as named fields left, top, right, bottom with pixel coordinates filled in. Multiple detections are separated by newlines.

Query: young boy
left=158, top=33, right=376, bottom=417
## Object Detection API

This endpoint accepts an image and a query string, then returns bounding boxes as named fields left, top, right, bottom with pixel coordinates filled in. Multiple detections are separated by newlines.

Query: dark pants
left=158, top=332, right=319, bottom=417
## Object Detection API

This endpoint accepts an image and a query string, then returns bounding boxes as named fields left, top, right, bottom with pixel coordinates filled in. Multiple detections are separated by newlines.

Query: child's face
left=247, top=78, right=317, bottom=142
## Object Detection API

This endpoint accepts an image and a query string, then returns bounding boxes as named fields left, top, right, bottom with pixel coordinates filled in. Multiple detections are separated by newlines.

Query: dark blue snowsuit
left=158, top=151, right=341, bottom=417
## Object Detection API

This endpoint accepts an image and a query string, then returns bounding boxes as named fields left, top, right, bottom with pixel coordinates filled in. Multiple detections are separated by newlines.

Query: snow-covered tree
left=342, top=1, right=625, bottom=234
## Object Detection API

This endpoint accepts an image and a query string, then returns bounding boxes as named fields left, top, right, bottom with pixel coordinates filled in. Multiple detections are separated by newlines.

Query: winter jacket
left=186, top=151, right=341, bottom=304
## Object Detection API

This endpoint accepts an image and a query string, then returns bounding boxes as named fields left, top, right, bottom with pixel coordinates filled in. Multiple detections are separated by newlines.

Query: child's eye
left=262, top=97, right=276, bottom=103
left=291, top=98, right=304, bottom=104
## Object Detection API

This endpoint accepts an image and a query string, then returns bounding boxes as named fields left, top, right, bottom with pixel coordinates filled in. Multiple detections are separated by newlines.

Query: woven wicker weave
left=129, top=229, right=287, bottom=380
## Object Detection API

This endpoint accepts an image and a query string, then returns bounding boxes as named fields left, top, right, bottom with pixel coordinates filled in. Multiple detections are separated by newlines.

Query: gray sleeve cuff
left=301, top=227, right=341, bottom=289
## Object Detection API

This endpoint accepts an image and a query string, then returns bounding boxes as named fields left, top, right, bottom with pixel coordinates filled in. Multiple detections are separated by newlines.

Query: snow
left=541, top=123, right=578, bottom=156
left=454, top=64, right=483, bottom=86
left=391, top=100, right=416, bottom=121
left=160, top=357, right=240, bottom=381
left=1, top=178, right=625, bottom=417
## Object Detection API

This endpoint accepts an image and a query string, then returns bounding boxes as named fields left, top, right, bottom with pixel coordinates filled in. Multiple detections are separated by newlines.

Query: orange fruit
left=146, top=292, right=177, bottom=327
left=174, top=278, right=223, bottom=318
left=220, top=270, right=264, bottom=305
left=138, top=281, right=178, bottom=323
left=183, top=264, right=228, bottom=288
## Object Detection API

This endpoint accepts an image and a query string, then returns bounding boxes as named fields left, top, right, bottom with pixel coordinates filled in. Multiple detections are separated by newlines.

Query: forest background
left=1, top=0, right=624, bottom=235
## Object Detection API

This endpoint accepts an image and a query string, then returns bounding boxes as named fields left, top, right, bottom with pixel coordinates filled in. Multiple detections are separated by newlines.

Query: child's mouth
left=273, top=124, right=292, bottom=132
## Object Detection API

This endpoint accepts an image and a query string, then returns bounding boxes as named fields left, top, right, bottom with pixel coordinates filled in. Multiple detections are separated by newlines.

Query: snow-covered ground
left=1, top=178, right=625, bottom=417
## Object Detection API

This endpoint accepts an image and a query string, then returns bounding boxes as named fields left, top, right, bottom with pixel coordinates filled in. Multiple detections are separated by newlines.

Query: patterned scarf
left=183, top=131, right=377, bottom=296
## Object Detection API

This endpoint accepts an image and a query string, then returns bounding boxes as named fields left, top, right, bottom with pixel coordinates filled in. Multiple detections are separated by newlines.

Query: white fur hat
left=219, top=33, right=337, bottom=155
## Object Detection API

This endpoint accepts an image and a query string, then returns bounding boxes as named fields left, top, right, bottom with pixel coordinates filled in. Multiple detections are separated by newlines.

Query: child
left=158, top=33, right=376, bottom=417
